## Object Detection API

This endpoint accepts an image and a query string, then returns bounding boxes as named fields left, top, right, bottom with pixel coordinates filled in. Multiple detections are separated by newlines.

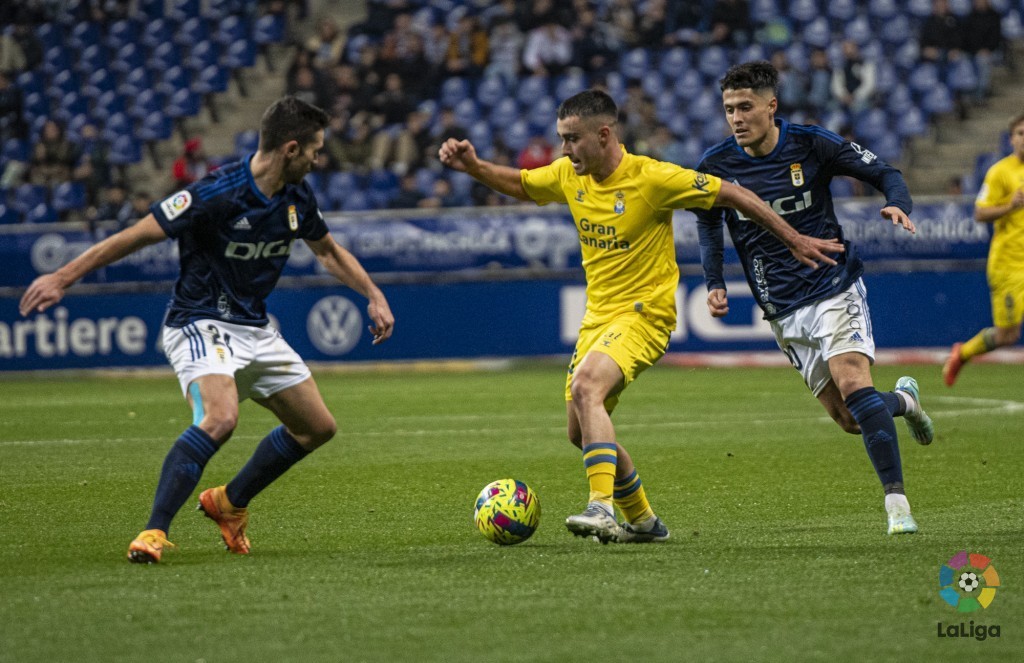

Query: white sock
left=896, top=390, right=919, bottom=416
left=631, top=515, right=657, bottom=532
left=885, top=493, right=911, bottom=514
left=589, top=501, right=614, bottom=517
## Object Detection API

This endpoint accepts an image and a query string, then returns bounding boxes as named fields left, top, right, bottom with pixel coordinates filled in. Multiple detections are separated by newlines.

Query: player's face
left=556, top=115, right=611, bottom=176
left=1011, top=121, right=1024, bottom=159
left=722, top=88, right=777, bottom=154
left=283, top=129, right=325, bottom=184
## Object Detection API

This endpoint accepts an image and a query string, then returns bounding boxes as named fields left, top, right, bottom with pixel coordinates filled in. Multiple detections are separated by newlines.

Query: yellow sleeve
left=976, top=162, right=1007, bottom=208
left=637, top=159, right=722, bottom=211
left=520, top=158, right=570, bottom=205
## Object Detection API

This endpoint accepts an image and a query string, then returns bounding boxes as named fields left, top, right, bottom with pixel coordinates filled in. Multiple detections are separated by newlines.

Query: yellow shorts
left=990, top=272, right=1024, bottom=327
left=565, top=312, right=671, bottom=412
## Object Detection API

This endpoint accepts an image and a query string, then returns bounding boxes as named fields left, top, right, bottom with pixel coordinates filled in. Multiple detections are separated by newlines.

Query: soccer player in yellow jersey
left=944, top=112, right=1024, bottom=386
left=439, top=89, right=842, bottom=543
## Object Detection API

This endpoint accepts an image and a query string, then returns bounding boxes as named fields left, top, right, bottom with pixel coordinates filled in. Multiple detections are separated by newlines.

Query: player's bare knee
left=996, top=326, right=1021, bottom=345
left=302, top=416, right=337, bottom=448
left=569, top=374, right=603, bottom=409
left=200, top=411, right=238, bottom=442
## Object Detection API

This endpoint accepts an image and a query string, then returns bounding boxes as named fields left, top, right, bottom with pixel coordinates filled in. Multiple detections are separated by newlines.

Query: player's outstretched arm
left=438, top=138, right=531, bottom=201
left=306, top=233, right=394, bottom=345
left=974, top=188, right=1024, bottom=223
left=19, top=214, right=168, bottom=316
left=881, top=206, right=916, bottom=234
left=714, top=181, right=844, bottom=270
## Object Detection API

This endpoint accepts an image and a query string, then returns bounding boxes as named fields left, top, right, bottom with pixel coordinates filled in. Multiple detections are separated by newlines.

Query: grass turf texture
left=1, top=362, right=1020, bottom=662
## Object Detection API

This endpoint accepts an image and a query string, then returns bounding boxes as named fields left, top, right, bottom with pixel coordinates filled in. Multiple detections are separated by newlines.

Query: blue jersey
left=151, top=156, right=329, bottom=328
left=694, top=119, right=912, bottom=320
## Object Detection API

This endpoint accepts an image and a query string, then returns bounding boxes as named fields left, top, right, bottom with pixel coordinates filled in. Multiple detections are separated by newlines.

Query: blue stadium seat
left=868, top=0, right=899, bottom=21
left=502, top=120, right=532, bottom=153
left=1003, top=10, right=1023, bottom=41
left=789, top=0, right=821, bottom=24
left=176, top=16, right=211, bottom=48
left=895, top=107, right=929, bottom=139
left=187, top=40, right=220, bottom=72
left=142, top=18, right=179, bottom=50
left=827, top=0, right=857, bottom=23
left=368, top=168, right=398, bottom=191
left=157, top=66, right=192, bottom=97
left=10, top=183, right=49, bottom=215
left=554, top=70, right=587, bottom=101
left=91, top=90, right=127, bottom=125
left=47, top=69, right=80, bottom=98
left=871, top=131, right=902, bottom=163
left=999, top=130, right=1012, bottom=155
left=515, top=76, right=549, bottom=106
left=737, top=44, right=766, bottom=64
left=170, top=0, right=202, bottom=21
left=853, top=108, right=889, bottom=144
left=193, top=64, right=228, bottom=95
left=678, top=136, right=705, bottom=166
left=51, top=181, right=86, bottom=214
left=414, top=168, right=438, bottom=196
left=908, top=62, right=940, bottom=95
left=138, top=0, right=166, bottom=19
left=475, top=75, right=506, bottom=109
left=830, top=176, right=856, bottom=198
left=22, top=92, right=48, bottom=120
left=440, top=77, right=470, bottom=108
left=216, top=15, right=249, bottom=47
left=698, top=45, right=729, bottom=81
left=109, top=42, right=143, bottom=76
left=921, top=86, right=954, bottom=116
left=947, top=58, right=979, bottom=92
left=0, top=203, right=20, bottom=225
left=801, top=17, right=831, bottom=49
left=453, top=98, right=481, bottom=130
left=15, top=71, right=45, bottom=96
left=619, top=48, right=651, bottom=80
left=686, top=90, right=720, bottom=121
left=84, top=68, right=117, bottom=98
left=130, top=89, right=164, bottom=121
left=75, top=43, right=107, bottom=75
left=149, top=42, right=183, bottom=72
left=602, top=71, right=626, bottom=101
left=526, top=96, right=557, bottom=132
left=750, top=0, right=780, bottom=24
left=489, top=97, right=519, bottom=129
left=885, top=84, right=914, bottom=116
left=641, top=70, right=664, bottom=98
left=665, top=114, right=691, bottom=140
left=252, top=13, right=286, bottom=45
left=658, top=47, right=690, bottom=79
left=878, top=14, right=911, bottom=46
left=24, top=203, right=58, bottom=224
left=223, top=39, right=256, bottom=69
left=843, top=16, right=872, bottom=45
left=340, top=190, right=371, bottom=212
left=234, top=130, right=259, bottom=157
left=64, top=113, right=91, bottom=143
left=326, top=171, right=359, bottom=207
left=907, top=0, right=933, bottom=17
left=105, top=19, right=138, bottom=51
left=137, top=111, right=173, bottom=142
left=655, top=94, right=679, bottom=124
left=874, top=61, right=899, bottom=93
left=119, top=67, right=153, bottom=98
left=948, top=0, right=971, bottom=16
left=467, top=123, right=492, bottom=152
left=672, top=69, right=704, bottom=100
left=35, top=23, right=63, bottom=50
left=102, top=112, right=133, bottom=143
left=893, top=40, right=921, bottom=71
left=973, top=152, right=999, bottom=190
left=700, top=116, right=730, bottom=145
left=57, top=91, right=89, bottom=120
left=108, top=135, right=143, bottom=165
left=70, top=21, right=101, bottom=50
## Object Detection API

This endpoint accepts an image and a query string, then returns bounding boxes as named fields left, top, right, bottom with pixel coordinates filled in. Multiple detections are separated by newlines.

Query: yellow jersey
left=976, top=154, right=1024, bottom=275
left=521, top=146, right=722, bottom=329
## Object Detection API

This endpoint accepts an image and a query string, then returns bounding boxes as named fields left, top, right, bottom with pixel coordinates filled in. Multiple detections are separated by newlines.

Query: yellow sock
left=614, top=468, right=654, bottom=524
left=961, top=328, right=997, bottom=361
left=582, top=442, right=617, bottom=508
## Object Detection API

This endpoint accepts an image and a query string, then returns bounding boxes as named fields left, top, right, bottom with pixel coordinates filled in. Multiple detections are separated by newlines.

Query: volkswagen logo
left=307, top=296, right=362, bottom=355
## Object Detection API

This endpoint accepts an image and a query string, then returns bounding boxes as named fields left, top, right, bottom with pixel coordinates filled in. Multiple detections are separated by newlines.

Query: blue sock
left=878, top=391, right=906, bottom=417
left=845, top=387, right=903, bottom=490
left=226, top=426, right=310, bottom=508
left=145, top=426, right=219, bottom=533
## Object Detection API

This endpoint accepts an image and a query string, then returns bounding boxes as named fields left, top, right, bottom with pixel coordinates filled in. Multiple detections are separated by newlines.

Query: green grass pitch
left=1, top=362, right=1020, bottom=662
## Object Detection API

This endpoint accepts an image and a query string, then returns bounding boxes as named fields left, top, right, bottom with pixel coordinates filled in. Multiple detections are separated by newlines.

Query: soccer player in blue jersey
left=19, top=97, right=395, bottom=562
left=440, top=89, right=843, bottom=544
left=693, top=61, right=934, bottom=535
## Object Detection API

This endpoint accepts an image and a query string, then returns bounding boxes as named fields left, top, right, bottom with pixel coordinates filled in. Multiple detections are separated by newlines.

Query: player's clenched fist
left=438, top=138, right=478, bottom=173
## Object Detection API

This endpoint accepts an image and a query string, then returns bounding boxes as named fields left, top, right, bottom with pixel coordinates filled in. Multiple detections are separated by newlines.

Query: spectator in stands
left=807, top=48, right=834, bottom=113
left=428, top=177, right=460, bottom=207
left=643, top=124, right=690, bottom=165
left=516, top=0, right=571, bottom=33
left=121, top=190, right=154, bottom=228
left=522, top=20, right=573, bottom=77
left=963, top=0, right=1004, bottom=103
left=485, top=17, right=525, bottom=87
left=324, top=116, right=373, bottom=174
left=0, top=29, right=27, bottom=72
left=517, top=135, right=554, bottom=170
left=428, top=106, right=469, bottom=160
left=919, top=0, right=963, bottom=64
left=709, top=0, right=752, bottom=48
left=11, top=25, right=42, bottom=72
left=0, top=70, right=26, bottom=144
left=89, top=183, right=130, bottom=231
left=831, top=40, right=877, bottom=114
left=772, top=51, right=809, bottom=114
left=636, top=0, right=669, bottom=47
left=421, top=22, right=450, bottom=82
left=326, top=63, right=374, bottom=119
left=353, top=41, right=385, bottom=94
left=30, top=119, right=79, bottom=188
left=72, top=122, right=112, bottom=208
left=371, top=72, right=415, bottom=129
left=444, top=13, right=489, bottom=79
left=571, top=3, right=619, bottom=76
left=171, top=137, right=212, bottom=190
left=607, top=0, right=639, bottom=49
left=305, top=16, right=346, bottom=69
left=388, top=172, right=426, bottom=209
left=391, top=109, right=434, bottom=174
left=289, top=63, right=332, bottom=110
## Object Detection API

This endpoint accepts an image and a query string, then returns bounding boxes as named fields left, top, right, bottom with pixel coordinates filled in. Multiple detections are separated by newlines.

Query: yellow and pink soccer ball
left=473, top=479, right=541, bottom=545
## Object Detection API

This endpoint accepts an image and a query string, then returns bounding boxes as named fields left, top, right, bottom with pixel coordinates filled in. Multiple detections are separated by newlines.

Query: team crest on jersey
left=613, top=190, right=625, bottom=214
left=288, top=204, right=298, bottom=231
left=160, top=190, right=192, bottom=220
left=693, top=172, right=710, bottom=191
left=790, top=163, right=804, bottom=187
left=575, top=189, right=585, bottom=202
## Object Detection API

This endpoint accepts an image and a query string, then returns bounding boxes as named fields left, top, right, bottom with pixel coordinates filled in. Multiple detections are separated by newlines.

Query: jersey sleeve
left=819, top=134, right=913, bottom=214
left=150, top=185, right=209, bottom=238
left=975, top=163, right=1007, bottom=208
left=638, top=160, right=722, bottom=211
left=520, top=158, right=570, bottom=205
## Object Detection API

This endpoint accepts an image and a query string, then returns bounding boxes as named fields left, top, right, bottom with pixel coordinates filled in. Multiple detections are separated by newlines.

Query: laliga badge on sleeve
left=288, top=204, right=298, bottom=231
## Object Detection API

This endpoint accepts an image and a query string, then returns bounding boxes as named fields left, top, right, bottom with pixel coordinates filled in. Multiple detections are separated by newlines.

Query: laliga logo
left=307, top=296, right=362, bottom=355
left=936, top=550, right=1002, bottom=641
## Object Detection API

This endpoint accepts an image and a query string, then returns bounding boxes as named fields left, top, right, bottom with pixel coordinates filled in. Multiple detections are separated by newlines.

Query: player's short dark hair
left=1009, top=111, right=1024, bottom=133
left=259, top=96, right=330, bottom=152
left=557, top=89, right=618, bottom=123
left=719, top=61, right=778, bottom=96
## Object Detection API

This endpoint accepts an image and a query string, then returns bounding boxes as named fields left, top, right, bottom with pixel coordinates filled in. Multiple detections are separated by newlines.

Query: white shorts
left=770, top=278, right=876, bottom=396
left=162, top=320, right=311, bottom=401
